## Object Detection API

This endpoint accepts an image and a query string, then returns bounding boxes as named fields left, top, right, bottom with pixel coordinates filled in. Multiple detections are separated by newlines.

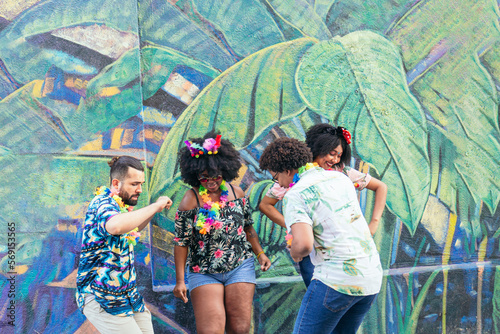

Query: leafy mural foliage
left=138, top=0, right=236, bottom=71
left=0, top=0, right=140, bottom=83
left=265, top=0, right=332, bottom=41
left=149, top=37, right=316, bottom=202
left=150, top=32, right=429, bottom=232
left=140, top=45, right=221, bottom=100
left=324, top=0, right=416, bottom=36
left=71, top=47, right=143, bottom=136
left=387, top=0, right=500, bottom=244
left=247, top=180, right=297, bottom=278
left=296, top=31, right=430, bottom=232
left=0, top=81, right=74, bottom=153
left=2, top=0, right=500, bottom=332
left=191, top=0, right=285, bottom=58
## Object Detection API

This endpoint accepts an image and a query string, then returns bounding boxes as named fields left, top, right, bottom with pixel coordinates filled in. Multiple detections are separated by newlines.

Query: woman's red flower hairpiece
left=341, top=128, right=351, bottom=144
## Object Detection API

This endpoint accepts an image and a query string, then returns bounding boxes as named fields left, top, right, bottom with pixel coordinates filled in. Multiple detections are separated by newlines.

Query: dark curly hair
left=259, top=138, right=312, bottom=172
left=178, top=131, right=242, bottom=187
left=305, top=123, right=351, bottom=167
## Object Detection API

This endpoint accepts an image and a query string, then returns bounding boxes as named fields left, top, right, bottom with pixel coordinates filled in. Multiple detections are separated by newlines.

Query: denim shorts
left=187, top=257, right=256, bottom=291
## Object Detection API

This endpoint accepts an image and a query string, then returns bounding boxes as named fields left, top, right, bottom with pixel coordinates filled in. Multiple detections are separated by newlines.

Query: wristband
left=256, top=250, right=264, bottom=259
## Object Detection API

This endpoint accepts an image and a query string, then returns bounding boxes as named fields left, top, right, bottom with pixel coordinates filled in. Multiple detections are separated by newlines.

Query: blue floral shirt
left=76, top=194, right=145, bottom=316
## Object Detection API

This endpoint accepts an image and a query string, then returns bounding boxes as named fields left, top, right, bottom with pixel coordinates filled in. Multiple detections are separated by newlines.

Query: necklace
left=94, top=186, right=140, bottom=245
left=288, top=162, right=319, bottom=188
left=195, top=180, right=229, bottom=234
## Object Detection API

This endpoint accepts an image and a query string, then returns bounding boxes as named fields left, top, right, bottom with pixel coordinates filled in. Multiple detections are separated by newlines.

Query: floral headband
left=184, top=135, right=222, bottom=158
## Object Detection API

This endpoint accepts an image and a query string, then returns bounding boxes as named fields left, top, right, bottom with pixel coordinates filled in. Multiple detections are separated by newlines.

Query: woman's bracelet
left=256, top=250, right=265, bottom=259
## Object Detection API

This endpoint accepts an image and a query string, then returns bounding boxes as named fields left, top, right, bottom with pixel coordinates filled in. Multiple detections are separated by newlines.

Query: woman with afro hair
left=259, top=137, right=382, bottom=334
left=259, top=124, right=387, bottom=287
left=173, top=131, right=271, bottom=334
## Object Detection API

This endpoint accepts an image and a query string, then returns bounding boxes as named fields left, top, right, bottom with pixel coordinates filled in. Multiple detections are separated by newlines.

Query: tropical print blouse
left=174, top=197, right=254, bottom=274
left=283, top=167, right=383, bottom=296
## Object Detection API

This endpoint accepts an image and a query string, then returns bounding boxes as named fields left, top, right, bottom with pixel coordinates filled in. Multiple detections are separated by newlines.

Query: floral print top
left=266, top=164, right=372, bottom=200
left=174, top=197, right=254, bottom=274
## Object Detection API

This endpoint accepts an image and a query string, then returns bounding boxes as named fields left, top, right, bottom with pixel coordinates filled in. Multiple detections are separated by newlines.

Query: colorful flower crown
left=184, top=135, right=222, bottom=158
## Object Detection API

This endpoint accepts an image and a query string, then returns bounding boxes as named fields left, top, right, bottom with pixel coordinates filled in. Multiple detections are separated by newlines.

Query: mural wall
left=0, top=0, right=499, bottom=333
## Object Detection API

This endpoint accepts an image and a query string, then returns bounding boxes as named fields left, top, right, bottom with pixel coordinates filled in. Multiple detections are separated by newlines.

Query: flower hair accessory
left=341, top=127, right=351, bottom=144
left=185, top=135, right=222, bottom=158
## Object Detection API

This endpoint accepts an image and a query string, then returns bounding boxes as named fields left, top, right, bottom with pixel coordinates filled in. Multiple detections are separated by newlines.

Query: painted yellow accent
left=358, top=161, right=370, bottom=174
left=64, top=203, right=87, bottom=219
left=79, top=136, right=104, bottom=151
left=110, top=128, right=124, bottom=149
left=152, top=225, right=175, bottom=256
left=65, top=77, right=88, bottom=90
left=145, top=253, right=150, bottom=265
left=478, top=236, right=488, bottom=262
left=15, top=265, right=29, bottom=275
left=421, top=196, right=450, bottom=246
left=232, top=164, right=248, bottom=186
left=98, top=86, right=121, bottom=97
left=122, top=129, right=134, bottom=146
left=441, top=213, right=457, bottom=334
left=477, top=235, right=488, bottom=334
left=32, top=80, right=44, bottom=98
left=153, top=130, right=163, bottom=142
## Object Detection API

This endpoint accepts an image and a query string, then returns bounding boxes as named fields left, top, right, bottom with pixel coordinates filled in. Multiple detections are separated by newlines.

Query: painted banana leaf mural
left=1, top=0, right=500, bottom=332
left=150, top=31, right=430, bottom=233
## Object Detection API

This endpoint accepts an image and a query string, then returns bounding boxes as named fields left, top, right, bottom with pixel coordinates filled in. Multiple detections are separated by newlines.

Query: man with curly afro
left=259, top=137, right=382, bottom=334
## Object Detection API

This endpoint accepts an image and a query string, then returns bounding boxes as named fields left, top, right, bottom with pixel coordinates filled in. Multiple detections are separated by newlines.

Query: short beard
left=121, top=191, right=139, bottom=206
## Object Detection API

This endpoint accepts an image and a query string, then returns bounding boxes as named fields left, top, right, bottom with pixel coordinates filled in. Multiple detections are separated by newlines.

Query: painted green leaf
left=325, top=0, right=416, bottom=37
left=0, top=0, right=140, bottom=83
left=388, top=0, right=500, bottom=242
left=255, top=282, right=305, bottom=333
left=140, top=45, right=221, bottom=100
left=138, top=0, right=235, bottom=71
left=314, top=0, right=335, bottom=22
left=149, top=37, right=316, bottom=199
left=266, top=0, right=332, bottom=40
left=247, top=180, right=297, bottom=278
left=71, top=48, right=143, bottom=135
left=278, top=108, right=324, bottom=141
left=0, top=81, right=74, bottom=153
left=192, top=0, right=285, bottom=58
left=296, top=31, right=430, bottom=233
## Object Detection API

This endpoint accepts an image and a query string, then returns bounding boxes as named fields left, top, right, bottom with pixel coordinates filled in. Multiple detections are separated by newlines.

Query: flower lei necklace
left=95, top=186, right=141, bottom=246
left=286, top=162, right=319, bottom=245
left=288, top=162, right=319, bottom=188
left=195, top=180, right=229, bottom=235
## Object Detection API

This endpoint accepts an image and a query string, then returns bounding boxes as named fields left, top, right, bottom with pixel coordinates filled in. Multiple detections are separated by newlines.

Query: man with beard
left=76, top=156, right=172, bottom=333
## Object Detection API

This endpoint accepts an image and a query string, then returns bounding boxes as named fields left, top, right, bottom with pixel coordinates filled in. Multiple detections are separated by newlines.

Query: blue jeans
left=299, top=255, right=314, bottom=287
left=293, top=279, right=377, bottom=334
